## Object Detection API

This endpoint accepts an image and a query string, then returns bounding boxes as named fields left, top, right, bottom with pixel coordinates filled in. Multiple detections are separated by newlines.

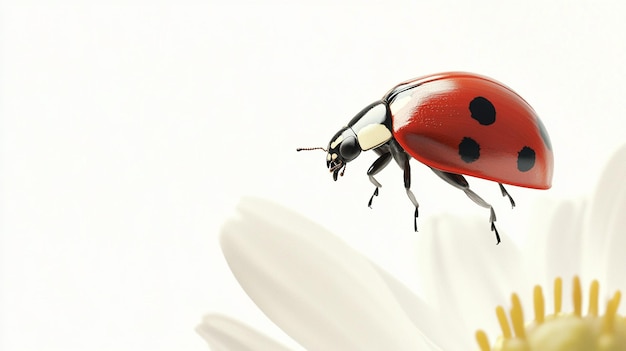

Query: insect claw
left=491, top=222, right=501, bottom=245
left=367, top=187, right=379, bottom=208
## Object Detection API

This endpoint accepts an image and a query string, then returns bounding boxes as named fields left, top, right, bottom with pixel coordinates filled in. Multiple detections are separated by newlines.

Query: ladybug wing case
left=387, top=72, right=554, bottom=189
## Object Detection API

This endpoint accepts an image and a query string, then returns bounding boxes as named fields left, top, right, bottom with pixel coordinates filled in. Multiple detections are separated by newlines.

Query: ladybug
left=298, top=72, right=553, bottom=244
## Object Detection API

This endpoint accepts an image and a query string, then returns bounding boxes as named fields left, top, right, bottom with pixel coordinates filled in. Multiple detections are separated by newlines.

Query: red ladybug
left=298, top=72, right=553, bottom=244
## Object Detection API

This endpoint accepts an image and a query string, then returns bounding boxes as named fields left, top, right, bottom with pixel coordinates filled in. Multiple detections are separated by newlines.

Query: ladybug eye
left=339, top=136, right=361, bottom=162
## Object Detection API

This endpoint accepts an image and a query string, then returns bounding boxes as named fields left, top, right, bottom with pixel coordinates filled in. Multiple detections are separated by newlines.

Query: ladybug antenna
left=296, top=146, right=327, bottom=152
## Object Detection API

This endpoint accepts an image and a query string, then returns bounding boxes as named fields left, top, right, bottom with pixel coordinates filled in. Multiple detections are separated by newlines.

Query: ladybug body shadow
left=300, top=72, right=553, bottom=244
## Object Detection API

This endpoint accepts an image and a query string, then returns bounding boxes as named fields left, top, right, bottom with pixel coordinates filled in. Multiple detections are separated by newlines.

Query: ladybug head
left=297, top=101, right=390, bottom=181
left=326, top=127, right=361, bottom=181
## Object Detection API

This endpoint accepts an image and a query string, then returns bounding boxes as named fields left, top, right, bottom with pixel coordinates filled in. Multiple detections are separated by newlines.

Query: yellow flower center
left=476, top=277, right=626, bottom=351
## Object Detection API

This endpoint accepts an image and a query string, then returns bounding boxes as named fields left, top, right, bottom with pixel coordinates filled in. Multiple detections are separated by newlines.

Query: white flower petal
left=196, top=314, right=293, bottom=351
left=534, top=199, right=586, bottom=287
left=583, top=144, right=626, bottom=285
left=220, top=197, right=440, bottom=351
left=371, top=264, right=464, bottom=350
left=417, top=215, right=526, bottom=344
left=601, top=184, right=626, bottom=302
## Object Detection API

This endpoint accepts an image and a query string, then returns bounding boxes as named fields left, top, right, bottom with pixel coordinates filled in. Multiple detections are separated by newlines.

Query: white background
left=1, top=0, right=625, bottom=350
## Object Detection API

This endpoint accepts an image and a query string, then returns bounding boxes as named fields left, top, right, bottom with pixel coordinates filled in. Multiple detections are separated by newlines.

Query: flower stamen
left=554, top=277, right=562, bottom=314
left=602, top=291, right=621, bottom=335
left=510, top=293, right=526, bottom=339
left=533, top=285, right=544, bottom=324
left=476, top=276, right=626, bottom=350
left=476, top=330, right=491, bottom=351
left=589, top=280, right=599, bottom=317
left=573, top=276, right=582, bottom=317
left=496, top=305, right=512, bottom=339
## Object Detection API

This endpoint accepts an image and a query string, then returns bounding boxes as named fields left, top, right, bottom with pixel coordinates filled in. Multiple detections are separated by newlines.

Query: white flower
left=197, top=145, right=626, bottom=350
left=200, top=196, right=442, bottom=350
left=415, top=144, right=626, bottom=350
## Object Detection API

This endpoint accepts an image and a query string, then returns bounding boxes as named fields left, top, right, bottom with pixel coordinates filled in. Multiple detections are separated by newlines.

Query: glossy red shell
left=388, top=72, right=553, bottom=189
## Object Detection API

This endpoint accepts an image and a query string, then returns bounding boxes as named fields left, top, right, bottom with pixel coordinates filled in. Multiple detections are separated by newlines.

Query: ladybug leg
left=366, top=151, right=392, bottom=208
left=389, top=141, right=419, bottom=231
left=430, top=168, right=501, bottom=245
left=498, top=183, right=516, bottom=208
left=402, top=157, right=419, bottom=232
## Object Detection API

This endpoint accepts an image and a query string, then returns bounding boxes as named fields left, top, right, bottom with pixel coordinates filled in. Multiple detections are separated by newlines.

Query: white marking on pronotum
left=357, top=124, right=392, bottom=151
left=329, top=135, right=344, bottom=149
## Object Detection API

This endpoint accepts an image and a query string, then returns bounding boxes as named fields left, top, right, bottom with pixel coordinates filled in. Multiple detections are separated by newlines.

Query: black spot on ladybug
left=469, top=97, right=496, bottom=125
left=459, top=137, right=480, bottom=163
left=535, top=117, right=552, bottom=151
left=517, top=146, right=536, bottom=172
